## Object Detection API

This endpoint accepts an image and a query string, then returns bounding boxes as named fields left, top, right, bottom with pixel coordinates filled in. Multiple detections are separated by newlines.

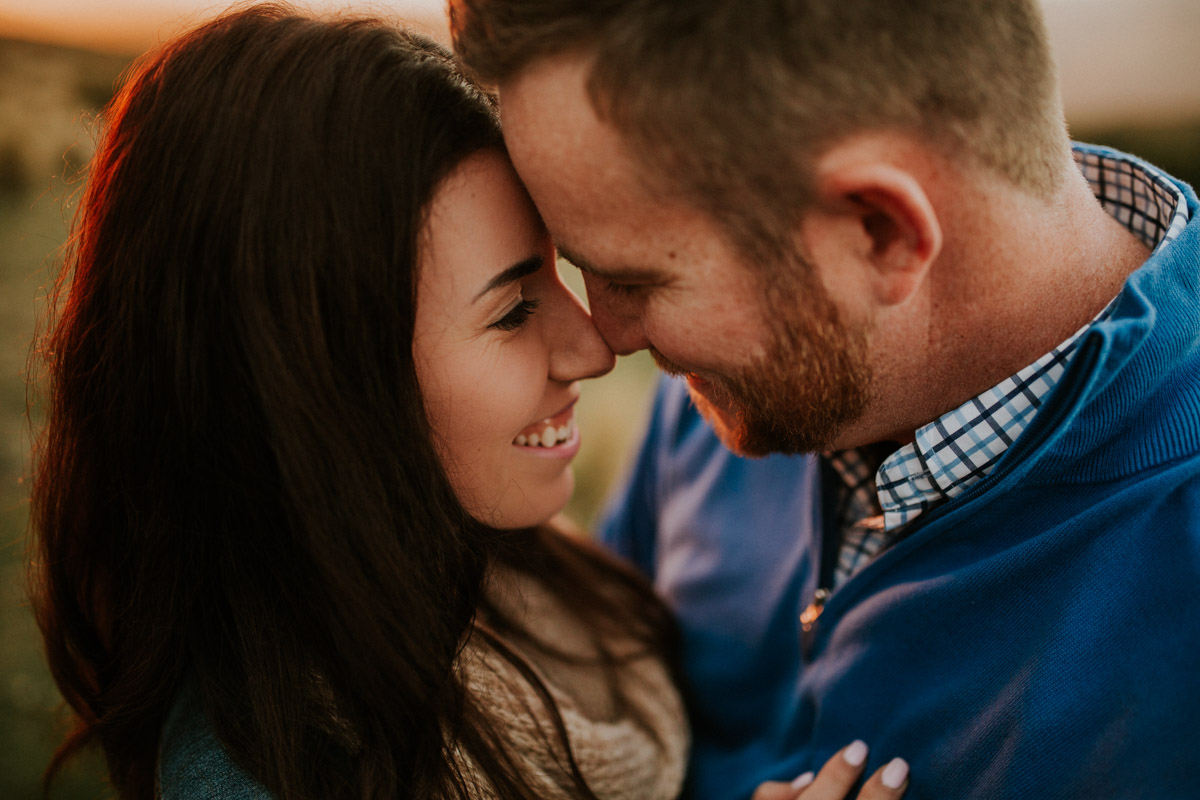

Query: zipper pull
left=800, top=588, right=830, bottom=660
left=800, top=588, right=830, bottom=634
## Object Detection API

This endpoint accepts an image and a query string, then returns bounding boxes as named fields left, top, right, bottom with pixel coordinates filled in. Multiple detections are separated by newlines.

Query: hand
left=752, top=741, right=909, bottom=800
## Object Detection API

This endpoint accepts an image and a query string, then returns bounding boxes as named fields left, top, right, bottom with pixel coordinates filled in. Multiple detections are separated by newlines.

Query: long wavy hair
left=28, top=6, right=675, bottom=798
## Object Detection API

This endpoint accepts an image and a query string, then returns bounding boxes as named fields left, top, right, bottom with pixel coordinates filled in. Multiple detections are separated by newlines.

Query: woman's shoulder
left=158, top=684, right=273, bottom=800
left=468, top=567, right=689, bottom=800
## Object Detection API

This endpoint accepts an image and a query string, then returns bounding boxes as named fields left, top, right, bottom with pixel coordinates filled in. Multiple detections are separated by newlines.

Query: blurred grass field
left=2, top=30, right=1200, bottom=800
left=1, top=188, right=108, bottom=797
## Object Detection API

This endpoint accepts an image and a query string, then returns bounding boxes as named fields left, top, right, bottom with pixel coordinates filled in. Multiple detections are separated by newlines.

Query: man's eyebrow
left=557, top=246, right=663, bottom=284
left=475, top=254, right=543, bottom=301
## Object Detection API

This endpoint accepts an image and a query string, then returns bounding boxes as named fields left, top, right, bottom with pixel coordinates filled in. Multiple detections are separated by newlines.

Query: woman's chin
left=471, top=468, right=575, bottom=530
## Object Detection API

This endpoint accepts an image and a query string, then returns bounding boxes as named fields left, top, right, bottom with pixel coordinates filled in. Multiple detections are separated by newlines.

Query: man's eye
left=604, top=281, right=642, bottom=297
left=489, top=298, right=540, bottom=331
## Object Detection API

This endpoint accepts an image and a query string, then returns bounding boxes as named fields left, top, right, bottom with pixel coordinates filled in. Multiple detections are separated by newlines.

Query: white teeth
left=514, top=415, right=577, bottom=447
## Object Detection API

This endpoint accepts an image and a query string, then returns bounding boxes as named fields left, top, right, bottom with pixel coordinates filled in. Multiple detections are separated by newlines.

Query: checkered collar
left=872, top=147, right=1189, bottom=530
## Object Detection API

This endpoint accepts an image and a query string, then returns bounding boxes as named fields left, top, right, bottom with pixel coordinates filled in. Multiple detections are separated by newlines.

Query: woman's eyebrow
left=474, top=254, right=543, bottom=301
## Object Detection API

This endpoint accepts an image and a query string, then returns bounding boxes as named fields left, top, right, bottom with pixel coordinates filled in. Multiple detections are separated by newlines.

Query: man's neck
left=954, top=160, right=1149, bottom=382
left=846, top=154, right=1152, bottom=449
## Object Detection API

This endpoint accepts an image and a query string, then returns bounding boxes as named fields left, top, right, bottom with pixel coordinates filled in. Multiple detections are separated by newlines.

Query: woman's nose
left=546, top=282, right=616, bottom=383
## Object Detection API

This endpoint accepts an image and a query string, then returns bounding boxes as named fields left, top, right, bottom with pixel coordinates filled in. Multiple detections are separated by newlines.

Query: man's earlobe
left=818, top=163, right=943, bottom=307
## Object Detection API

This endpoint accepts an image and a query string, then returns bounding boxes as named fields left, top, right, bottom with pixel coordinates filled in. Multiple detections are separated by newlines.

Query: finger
left=752, top=782, right=796, bottom=800
left=801, top=740, right=870, bottom=800
left=855, top=757, right=910, bottom=799
left=751, top=772, right=815, bottom=800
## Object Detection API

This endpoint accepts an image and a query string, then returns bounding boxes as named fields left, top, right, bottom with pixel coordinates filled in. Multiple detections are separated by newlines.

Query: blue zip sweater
left=598, top=148, right=1200, bottom=800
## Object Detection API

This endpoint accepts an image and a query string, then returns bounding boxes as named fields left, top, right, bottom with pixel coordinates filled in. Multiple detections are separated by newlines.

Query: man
left=451, top=1, right=1200, bottom=797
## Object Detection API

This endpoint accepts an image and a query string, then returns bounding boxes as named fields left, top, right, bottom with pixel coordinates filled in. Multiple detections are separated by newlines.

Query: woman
left=28, top=5, right=906, bottom=799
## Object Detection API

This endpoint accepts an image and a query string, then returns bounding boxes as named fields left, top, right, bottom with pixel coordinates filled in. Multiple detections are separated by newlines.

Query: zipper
left=798, top=333, right=1104, bottom=658
left=799, top=588, right=830, bottom=634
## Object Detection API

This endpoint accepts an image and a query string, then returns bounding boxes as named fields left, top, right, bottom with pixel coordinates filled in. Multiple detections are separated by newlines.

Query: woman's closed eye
left=489, top=297, right=540, bottom=331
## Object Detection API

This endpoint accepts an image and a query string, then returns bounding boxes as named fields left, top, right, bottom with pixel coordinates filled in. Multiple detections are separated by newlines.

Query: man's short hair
left=452, top=0, right=1071, bottom=262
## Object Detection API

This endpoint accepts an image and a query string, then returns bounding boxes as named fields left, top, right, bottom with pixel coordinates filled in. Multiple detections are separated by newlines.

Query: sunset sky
left=2, top=0, right=1199, bottom=125
left=0, top=0, right=448, bottom=53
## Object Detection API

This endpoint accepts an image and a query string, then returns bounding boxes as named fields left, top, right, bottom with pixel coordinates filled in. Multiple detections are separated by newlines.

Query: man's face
left=500, top=54, right=874, bottom=456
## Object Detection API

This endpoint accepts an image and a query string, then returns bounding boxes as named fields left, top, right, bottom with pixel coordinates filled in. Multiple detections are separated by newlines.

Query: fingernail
left=881, top=758, right=910, bottom=789
left=790, top=771, right=815, bottom=789
left=842, top=739, right=868, bottom=767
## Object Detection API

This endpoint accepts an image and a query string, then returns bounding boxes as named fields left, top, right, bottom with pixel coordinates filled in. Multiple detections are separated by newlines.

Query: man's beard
left=653, top=275, right=873, bottom=457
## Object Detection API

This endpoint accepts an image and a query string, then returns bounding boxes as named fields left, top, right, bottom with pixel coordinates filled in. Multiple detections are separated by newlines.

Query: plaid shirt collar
left=868, top=147, right=1189, bottom=531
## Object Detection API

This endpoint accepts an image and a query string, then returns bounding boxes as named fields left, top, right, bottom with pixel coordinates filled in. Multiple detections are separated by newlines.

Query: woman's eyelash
left=490, top=298, right=540, bottom=331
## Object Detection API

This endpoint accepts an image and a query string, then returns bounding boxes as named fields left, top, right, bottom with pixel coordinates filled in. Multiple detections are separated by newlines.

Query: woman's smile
left=413, top=149, right=614, bottom=528
left=513, top=399, right=580, bottom=454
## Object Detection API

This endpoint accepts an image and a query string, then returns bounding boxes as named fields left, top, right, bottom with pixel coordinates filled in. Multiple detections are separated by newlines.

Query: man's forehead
left=500, top=56, right=650, bottom=201
left=498, top=53, right=595, bottom=156
left=498, top=44, right=606, bottom=106
left=499, top=54, right=740, bottom=284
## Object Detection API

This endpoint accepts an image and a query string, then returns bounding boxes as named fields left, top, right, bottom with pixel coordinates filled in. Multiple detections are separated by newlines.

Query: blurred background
left=2, top=0, right=1198, bottom=796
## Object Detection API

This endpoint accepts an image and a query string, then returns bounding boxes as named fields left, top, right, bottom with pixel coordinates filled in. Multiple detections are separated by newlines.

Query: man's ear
left=808, top=157, right=943, bottom=307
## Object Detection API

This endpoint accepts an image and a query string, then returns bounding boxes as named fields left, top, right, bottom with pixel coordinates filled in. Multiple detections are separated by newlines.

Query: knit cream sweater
left=455, top=568, right=689, bottom=800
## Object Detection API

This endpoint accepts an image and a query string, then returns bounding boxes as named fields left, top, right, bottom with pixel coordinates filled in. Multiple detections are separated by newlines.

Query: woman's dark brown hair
left=29, top=5, right=675, bottom=798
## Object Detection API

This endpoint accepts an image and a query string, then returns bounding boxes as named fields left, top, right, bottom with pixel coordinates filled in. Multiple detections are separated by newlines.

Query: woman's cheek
left=491, top=348, right=549, bottom=441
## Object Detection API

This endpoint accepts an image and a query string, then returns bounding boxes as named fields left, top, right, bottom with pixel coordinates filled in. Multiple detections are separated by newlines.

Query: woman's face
left=413, top=149, right=615, bottom=529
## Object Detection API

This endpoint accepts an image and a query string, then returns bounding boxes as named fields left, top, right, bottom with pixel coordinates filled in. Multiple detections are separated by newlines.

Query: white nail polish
left=843, top=740, right=868, bottom=767
left=881, top=758, right=909, bottom=789
left=789, top=771, right=815, bottom=790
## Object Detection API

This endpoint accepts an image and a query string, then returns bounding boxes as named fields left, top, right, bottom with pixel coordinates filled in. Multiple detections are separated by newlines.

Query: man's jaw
left=649, top=346, right=688, bottom=378
left=650, top=346, right=855, bottom=458
left=649, top=349, right=734, bottom=419
left=649, top=348, right=760, bottom=454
